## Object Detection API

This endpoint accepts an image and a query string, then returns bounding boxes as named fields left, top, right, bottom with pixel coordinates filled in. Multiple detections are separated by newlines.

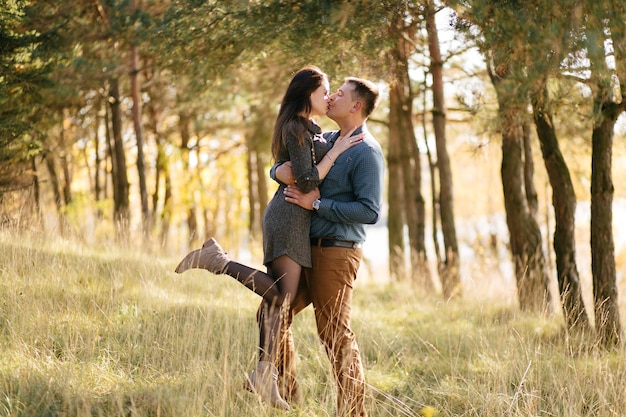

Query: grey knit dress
left=262, top=120, right=329, bottom=268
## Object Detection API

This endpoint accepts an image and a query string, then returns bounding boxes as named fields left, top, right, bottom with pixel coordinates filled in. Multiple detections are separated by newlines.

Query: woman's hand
left=332, top=127, right=364, bottom=155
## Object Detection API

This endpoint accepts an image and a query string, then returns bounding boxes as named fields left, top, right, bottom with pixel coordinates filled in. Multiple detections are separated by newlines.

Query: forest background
left=2, top=0, right=626, bottom=415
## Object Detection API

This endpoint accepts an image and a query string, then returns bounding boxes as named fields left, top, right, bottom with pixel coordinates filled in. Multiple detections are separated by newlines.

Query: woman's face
left=309, top=78, right=330, bottom=117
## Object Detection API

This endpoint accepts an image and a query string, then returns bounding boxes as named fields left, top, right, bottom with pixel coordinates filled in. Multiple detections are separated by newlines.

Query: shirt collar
left=329, top=124, right=365, bottom=144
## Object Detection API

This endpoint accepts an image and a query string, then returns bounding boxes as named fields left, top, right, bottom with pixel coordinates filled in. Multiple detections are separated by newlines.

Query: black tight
left=223, top=261, right=281, bottom=303
left=223, top=254, right=302, bottom=362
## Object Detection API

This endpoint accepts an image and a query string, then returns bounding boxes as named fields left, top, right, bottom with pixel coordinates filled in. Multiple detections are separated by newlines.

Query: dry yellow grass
left=0, top=231, right=625, bottom=416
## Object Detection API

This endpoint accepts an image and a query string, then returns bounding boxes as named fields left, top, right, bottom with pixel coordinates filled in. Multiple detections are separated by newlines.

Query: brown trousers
left=276, top=245, right=367, bottom=417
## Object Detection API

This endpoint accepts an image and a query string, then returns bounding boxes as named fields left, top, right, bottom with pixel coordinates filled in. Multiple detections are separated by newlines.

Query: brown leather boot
left=243, top=361, right=290, bottom=410
left=174, top=238, right=230, bottom=274
left=279, top=374, right=302, bottom=405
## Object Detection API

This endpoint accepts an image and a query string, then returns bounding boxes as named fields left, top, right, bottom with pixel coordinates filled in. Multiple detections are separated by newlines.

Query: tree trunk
left=247, top=149, right=259, bottom=238
left=426, top=0, right=460, bottom=299
left=590, top=0, right=625, bottom=347
left=147, top=99, right=171, bottom=249
left=387, top=82, right=407, bottom=282
left=155, top=135, right=172, bottom=249
left=108, top=77, right=130, bottom=238
left=244, top=106, right=271, bottom=240
left=59, top=149, right=72, bottom=208
left=59, top=113, right=73, bottom=207
left=152, top=141, right=162, bottom=234
left=160, top=164, right=172, bottom=249
left=179, top=112, right=199, bottom=247
left=522, top=123, right=538, bottom=217
left=32, top=157, right=41, bottom=223
left=81, top=124, right=94, bottom=199
left=423, top=77, right=442, bottom=267
left=501, top=124, right=551, bottom=312
left=245, top=147, right=269, bottom=241
left=590, top=102, right=621, bottom=345
left=104, top=100, right=115, bottom=203
left=408, top=110, right=431, bottom=288
left=94, top=98, right=103, bottom=206
left=532, top=87, right=590, bottom=332
left=488, top=57, right=550, bottom=313
left=256, top=150, right=269, bottom=218
left=391, top=78, right=431, bottom=290
left=388, top=13, right=431, bottom=289
left=44, top=152, right=65, bottom=235
left=585, top=1, right=623, bottom=346
left=130, top=41, right=149, bottom=240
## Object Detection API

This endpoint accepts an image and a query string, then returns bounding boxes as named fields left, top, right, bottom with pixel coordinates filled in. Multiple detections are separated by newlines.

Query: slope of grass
left=0, top=233, right=624, bottom=416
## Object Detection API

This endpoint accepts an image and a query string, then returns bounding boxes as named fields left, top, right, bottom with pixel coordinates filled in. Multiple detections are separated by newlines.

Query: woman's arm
left=285, top=134, right=322, bottom=193
left=273, top=127, right=363, bottom=191
left=314, top=128, right=363, bottom=180
left=286, top=128, right=363, bottom=192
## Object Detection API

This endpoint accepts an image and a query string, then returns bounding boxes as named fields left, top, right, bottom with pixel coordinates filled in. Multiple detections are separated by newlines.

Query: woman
left=175, top=66, right=362, bottom=410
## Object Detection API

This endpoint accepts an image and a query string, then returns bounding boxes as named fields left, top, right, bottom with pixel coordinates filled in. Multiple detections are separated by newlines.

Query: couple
left=175, top=66, right=384, bottom=417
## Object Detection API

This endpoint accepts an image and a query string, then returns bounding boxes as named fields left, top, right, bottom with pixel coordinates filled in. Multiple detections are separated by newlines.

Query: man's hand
left=276, top=161, right=296, bottom=186
left=284, top=185, right=320, bottom=210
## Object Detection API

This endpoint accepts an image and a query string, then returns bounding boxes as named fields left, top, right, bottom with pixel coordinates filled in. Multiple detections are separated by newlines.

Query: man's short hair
left=346, top=77, right=380, bottom=118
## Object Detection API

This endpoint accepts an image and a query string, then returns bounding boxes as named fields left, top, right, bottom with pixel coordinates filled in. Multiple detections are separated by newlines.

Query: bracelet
left=326, top=153, right=334, bottom=163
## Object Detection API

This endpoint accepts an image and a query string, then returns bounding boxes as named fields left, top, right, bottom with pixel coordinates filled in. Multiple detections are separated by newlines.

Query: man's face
left=327, top=82, right=356, bottom=121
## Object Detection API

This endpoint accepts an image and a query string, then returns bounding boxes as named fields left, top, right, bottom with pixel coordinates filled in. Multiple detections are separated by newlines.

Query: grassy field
left=1, top=232, right=625, bottom=417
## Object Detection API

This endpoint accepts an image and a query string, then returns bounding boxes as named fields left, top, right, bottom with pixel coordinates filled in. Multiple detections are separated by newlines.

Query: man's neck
left=338, top=120, right=365, bottom=137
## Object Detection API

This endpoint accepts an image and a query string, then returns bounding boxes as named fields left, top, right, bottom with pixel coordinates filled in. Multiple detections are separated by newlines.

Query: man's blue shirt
left=312, top=125, right=384, bottom=243
left=270, top=124, right=384, bottom=243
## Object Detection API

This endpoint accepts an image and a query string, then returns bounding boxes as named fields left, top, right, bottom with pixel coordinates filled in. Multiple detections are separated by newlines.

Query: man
left=272, top=76, right=384, bottom=417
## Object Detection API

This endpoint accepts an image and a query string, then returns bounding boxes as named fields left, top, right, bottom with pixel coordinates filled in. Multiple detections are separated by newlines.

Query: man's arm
left=270, top=161, right=296, bottom=186
left=283, top=145, right=384, bottom=225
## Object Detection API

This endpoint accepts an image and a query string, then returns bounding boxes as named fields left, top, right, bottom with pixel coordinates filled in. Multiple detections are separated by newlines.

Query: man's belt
left=310, top=237, right=361, bottom=249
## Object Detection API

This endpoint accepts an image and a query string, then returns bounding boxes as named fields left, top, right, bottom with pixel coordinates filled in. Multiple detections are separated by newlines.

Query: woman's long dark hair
left=271, top=66, right=327, bottom=161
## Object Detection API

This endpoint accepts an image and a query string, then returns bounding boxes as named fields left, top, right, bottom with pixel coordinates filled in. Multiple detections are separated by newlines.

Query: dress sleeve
left=285, top=133, right=321, bottom=193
